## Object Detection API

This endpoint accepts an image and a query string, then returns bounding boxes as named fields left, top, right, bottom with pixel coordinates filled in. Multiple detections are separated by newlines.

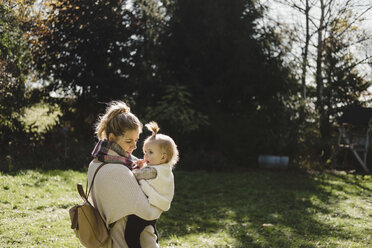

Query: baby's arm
left=139, top=179, right=172, bottom=211
left=133, top=166, right=157, bottom=181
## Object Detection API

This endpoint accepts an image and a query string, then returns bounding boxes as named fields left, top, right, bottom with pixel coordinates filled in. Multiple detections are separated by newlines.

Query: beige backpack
left=69, top=162, right=109, bottom=248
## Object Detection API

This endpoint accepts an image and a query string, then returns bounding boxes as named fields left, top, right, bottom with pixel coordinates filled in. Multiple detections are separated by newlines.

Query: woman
left=87, top=101, right=161, bottom=248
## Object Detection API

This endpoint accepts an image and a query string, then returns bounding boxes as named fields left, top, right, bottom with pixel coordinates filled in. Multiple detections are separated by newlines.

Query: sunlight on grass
left=162, top=232, right=237, bottom=248
left=0, top=170, right=85, bottom=248
left=0, top=170, right=371, bottom=247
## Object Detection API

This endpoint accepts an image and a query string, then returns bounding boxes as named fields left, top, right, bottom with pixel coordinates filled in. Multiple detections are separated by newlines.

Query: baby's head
left=143, top=122, right=179, bottom=168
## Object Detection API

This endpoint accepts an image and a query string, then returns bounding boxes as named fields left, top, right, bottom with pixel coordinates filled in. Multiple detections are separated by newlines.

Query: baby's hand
left=136, top=159, right=147, bottom=169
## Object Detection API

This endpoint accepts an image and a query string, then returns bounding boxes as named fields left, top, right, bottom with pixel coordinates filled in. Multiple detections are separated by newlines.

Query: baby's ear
left=161, top=153, right=167, bottom=162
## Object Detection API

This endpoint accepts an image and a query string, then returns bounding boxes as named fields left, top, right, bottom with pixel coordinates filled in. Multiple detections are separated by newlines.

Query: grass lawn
left=0, top=169, right=371, bottom=247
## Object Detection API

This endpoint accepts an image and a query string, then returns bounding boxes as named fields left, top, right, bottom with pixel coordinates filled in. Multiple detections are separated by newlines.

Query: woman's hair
left=95, top=101, right=142, bottom=140
left=144, top=121, right=179, bottom=168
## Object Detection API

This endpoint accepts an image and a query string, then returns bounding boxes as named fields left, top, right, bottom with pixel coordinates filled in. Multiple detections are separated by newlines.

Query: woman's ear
left=108, top=133, right=116, bottom=142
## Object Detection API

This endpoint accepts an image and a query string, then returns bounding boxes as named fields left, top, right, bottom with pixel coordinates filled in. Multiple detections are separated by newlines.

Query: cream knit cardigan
left=87, top=160, right=162, bottom=248
left=138, top=163, right=174, bottom=212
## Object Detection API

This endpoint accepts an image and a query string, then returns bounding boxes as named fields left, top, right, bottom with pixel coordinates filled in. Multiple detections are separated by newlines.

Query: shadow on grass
left=3, top=169, right=369, bottom=247
left=158, top=169, right=368, bottom=247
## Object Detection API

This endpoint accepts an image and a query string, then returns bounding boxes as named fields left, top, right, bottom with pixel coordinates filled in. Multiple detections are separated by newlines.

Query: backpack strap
left=77, top=162, right=106, bottom=202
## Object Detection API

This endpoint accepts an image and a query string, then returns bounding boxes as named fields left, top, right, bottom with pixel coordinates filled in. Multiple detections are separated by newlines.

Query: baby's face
left=143, top=142, right=167, bottom=165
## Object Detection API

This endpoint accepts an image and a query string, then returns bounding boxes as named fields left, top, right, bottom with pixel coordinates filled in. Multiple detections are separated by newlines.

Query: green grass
left=0, top=169, right=371, bottom=247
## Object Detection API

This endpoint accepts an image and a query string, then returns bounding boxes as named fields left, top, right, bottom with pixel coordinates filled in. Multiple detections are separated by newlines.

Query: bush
left=0, top=124, right=95, bottom=172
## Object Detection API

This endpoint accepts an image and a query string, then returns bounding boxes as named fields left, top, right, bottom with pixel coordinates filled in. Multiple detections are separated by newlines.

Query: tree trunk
left=316, top=0, right=330, bottom=160
left=300, top=0, right=310, bottom=99
left=316, top=0, right=324, bottom=112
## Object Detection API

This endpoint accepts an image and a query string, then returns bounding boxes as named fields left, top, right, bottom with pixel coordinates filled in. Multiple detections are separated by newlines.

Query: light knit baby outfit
left=134, top=163, right=175, bottom=212
left=125, top=163, right=174, bottom=247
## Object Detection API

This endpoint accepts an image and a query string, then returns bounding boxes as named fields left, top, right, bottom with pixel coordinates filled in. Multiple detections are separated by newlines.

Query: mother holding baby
left=87, top=100, right=172, bottom=248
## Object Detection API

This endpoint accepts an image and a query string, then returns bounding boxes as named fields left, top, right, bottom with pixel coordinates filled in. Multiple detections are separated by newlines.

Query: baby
left=125, top=121, right=179, bottom=247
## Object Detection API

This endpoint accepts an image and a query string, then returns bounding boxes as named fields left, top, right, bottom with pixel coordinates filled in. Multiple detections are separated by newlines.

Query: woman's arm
left=89, top=162, right=161, bottom=224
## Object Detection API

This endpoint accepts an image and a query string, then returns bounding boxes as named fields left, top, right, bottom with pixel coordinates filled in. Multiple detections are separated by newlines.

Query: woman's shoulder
left=89, top=161, right=139, bottom=194
left=89, top=160, right=132, bottom=178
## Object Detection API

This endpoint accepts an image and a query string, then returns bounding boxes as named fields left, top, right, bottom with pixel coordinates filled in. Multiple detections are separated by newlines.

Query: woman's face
left=112, top=129, right=140, bottom=155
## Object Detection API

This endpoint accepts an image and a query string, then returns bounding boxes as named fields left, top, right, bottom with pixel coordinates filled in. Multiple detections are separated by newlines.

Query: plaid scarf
left=91, top=140, right=136, bottom=170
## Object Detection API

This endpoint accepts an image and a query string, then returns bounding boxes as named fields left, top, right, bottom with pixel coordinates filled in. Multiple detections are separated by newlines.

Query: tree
left=0, top=1, right=38, bottom=171
left=315, top=1, right=371, bottom=159
left=144, top=84, right=209, bottom=134
left=31, top=0, right=160, bottom=134
left=0, top=1, right=31, bottom=130
left=156, top=0, right=299, bottom=164
left=321, top=13, right=371, bottom=132
left=268, top=0, right=372, bottom=161
left=33, top=0, right=134, bottom=96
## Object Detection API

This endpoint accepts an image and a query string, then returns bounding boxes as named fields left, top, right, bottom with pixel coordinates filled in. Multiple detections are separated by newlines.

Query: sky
left=265, top=0, right=372, bottom=30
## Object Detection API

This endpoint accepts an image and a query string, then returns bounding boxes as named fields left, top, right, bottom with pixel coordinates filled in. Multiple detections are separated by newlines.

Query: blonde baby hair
left=144, top=121, right=179, bottom=168
left=95, top=101, right=142, bottom=140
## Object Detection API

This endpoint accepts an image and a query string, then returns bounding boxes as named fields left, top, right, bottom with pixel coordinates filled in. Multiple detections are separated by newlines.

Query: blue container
left=258, top=155, right=289, bottom=169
